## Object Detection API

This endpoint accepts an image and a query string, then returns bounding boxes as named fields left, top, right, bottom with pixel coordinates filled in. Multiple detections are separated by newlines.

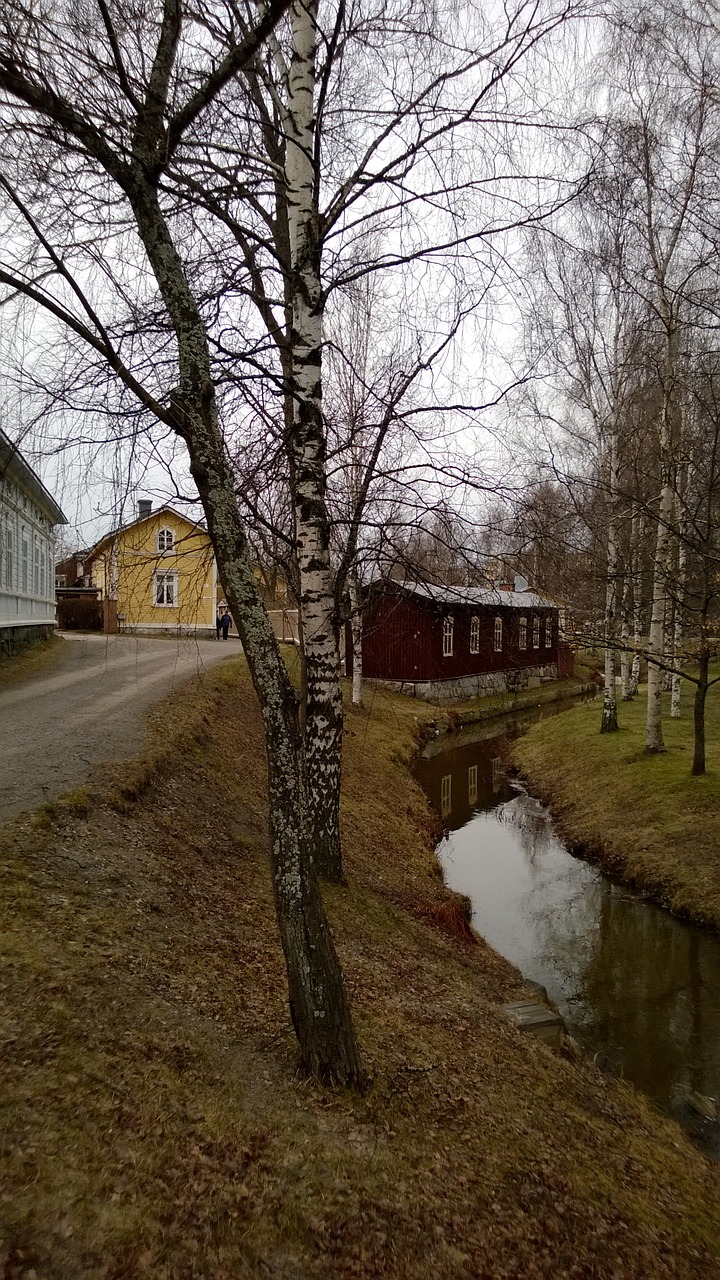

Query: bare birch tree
left=0, top=0, right=366, bottom=1087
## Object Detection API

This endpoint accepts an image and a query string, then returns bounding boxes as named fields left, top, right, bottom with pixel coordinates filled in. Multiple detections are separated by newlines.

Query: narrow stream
left=415, top=701, right=720, bottom=1157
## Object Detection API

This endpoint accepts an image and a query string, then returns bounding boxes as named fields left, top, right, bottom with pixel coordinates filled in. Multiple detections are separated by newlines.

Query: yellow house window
left=157, top=527, right=175, bottom=553
left=154, top=571, right=178, bottom=606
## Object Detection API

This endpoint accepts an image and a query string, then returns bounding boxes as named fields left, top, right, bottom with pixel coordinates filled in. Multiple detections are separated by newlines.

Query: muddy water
left=415, top=706, right=720, bottom=1156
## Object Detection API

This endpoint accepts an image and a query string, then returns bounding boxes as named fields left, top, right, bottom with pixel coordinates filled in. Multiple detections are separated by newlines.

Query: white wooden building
left=0, top=428, right=67, bottom=655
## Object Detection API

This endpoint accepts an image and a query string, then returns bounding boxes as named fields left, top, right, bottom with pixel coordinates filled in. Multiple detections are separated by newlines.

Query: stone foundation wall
left=365, top=664, right=559, bottom=704
left=0, top=622, right=57, bottom=658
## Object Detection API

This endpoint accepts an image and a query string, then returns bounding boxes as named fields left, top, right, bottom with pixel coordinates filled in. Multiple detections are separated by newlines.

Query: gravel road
left=0, top=632, right=241, bottom=821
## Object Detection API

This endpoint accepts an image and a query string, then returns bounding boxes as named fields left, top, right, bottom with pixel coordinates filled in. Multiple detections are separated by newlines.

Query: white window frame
left=442, top=614, right=454, bottom=657
left=493, top=616, right=503, bottom=652
left=469, top=615, right=480, bottom=654
left=518, top=616, right=527, bottom=650
left=545, top=615, right=553, bottom=648
left=533, top=615, right=540, bottom=649
left=157, top=527, right=175, bottom=554
left=154, top=570, right=178, bottom=607
left=21, top=532, right=28, bottom=593
left=468, top=764, right=478, bottom=808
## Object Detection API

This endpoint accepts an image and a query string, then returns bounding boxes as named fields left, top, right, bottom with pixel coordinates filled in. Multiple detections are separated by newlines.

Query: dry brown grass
left=0, top=633, right=67, bottom=690
left=1, top=659, right=720, bottom=1278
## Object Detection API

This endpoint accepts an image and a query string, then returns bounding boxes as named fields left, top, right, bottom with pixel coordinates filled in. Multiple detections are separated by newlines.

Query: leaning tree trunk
left=192, top=424, right=362, bottom=1084
left=130, top=182, right=363, bottom=1084
left=691, top=649, right=710, bottom=777
left=285, top=0, right=344, bottom=883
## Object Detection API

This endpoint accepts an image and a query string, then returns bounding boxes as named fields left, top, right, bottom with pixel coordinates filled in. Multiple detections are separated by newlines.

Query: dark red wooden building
left=347, top=580, right=568, bottom=701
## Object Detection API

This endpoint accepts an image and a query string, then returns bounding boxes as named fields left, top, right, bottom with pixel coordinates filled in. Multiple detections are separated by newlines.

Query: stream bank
left=415, top=701, right=720, bottom=1158
left=511, top=684, right=720, bottom=930
left=413, top=673, right=597, bottom=752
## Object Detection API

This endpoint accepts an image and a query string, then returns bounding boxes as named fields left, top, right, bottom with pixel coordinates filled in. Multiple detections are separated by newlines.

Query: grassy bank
left=2, top=661, right=720, bottom=1278
left=0, top=632, right=67, bottom=690
left=513, top=680, right=720, bottom=928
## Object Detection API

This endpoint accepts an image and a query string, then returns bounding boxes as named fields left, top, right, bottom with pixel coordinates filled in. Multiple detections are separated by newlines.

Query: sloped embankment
left=2, top=660, right=720, bottom=1279
left=512, top=687, right=720, bottom=929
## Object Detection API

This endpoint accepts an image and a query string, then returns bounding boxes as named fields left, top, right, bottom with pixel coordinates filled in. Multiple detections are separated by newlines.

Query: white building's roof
left=0, top=427, right=67, bottom=525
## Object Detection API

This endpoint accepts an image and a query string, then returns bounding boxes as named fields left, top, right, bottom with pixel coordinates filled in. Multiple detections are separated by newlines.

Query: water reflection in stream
left=415, top=710, right=720, bottom=1155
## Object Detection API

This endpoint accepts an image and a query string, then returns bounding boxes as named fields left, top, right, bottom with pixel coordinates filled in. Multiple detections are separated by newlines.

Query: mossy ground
left=512, top=677, right=720, bottom=928
left=2, top=659, right=720, bottom=1278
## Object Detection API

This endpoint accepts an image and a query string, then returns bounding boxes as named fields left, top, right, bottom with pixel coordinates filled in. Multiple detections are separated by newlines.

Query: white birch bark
left=600, top=427, right=619, bottom=733
left=285, top=0, right=344, bottom=881
left=670, top=483, right=687, bottom=718
left=646, top=382, right=674, bottom=753
left=349, top=572, right=363, bottom=707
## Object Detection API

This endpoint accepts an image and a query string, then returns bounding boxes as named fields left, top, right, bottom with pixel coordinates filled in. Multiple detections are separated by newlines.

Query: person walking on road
left=216, top=609, right=224, bottom=640
left=220, top=610, right=232, bottom=640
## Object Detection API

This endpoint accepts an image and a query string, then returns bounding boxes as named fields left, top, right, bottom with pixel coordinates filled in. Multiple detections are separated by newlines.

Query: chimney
left=498, top=581, right=514, bottom=592
left=137, top=499, right=152, bottom=520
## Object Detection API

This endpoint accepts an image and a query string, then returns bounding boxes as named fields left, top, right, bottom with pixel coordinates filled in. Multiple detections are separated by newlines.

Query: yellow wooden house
left=87, top=501, right=217, bottom=635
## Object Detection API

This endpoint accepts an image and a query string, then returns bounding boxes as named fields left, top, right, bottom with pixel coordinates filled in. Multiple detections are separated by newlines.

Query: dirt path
left=0, top=632, right=241, bottom=820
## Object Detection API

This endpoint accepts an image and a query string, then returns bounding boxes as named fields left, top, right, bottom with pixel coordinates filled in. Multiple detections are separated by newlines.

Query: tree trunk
left=349, top=573, right=364, bottom=707
left=600, top=432, right=619, bottom=733
left=645, top=330, right=676, bottom=755
left=285, top=0, right=344, bottom=882
left=691, top=651, right=709, bottom=777
left=629, top=514, right=643, bottom=697
left=620, top=566, right=633, bottom=700
left=670, top=484, right=687, bottom=719
left=130, top=181, right=363, bottom=1083
left=601, top=647, right=618, bottom=732
left=645, top=490, right=672, bottom=753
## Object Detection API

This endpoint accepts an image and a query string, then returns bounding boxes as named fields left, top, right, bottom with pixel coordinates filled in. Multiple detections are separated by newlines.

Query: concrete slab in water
left=503, top=1000, right=565, bottom=1049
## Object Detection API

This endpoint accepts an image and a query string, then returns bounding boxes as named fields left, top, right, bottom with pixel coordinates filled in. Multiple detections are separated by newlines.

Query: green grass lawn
left=513, top=678, right=720, bottom=926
